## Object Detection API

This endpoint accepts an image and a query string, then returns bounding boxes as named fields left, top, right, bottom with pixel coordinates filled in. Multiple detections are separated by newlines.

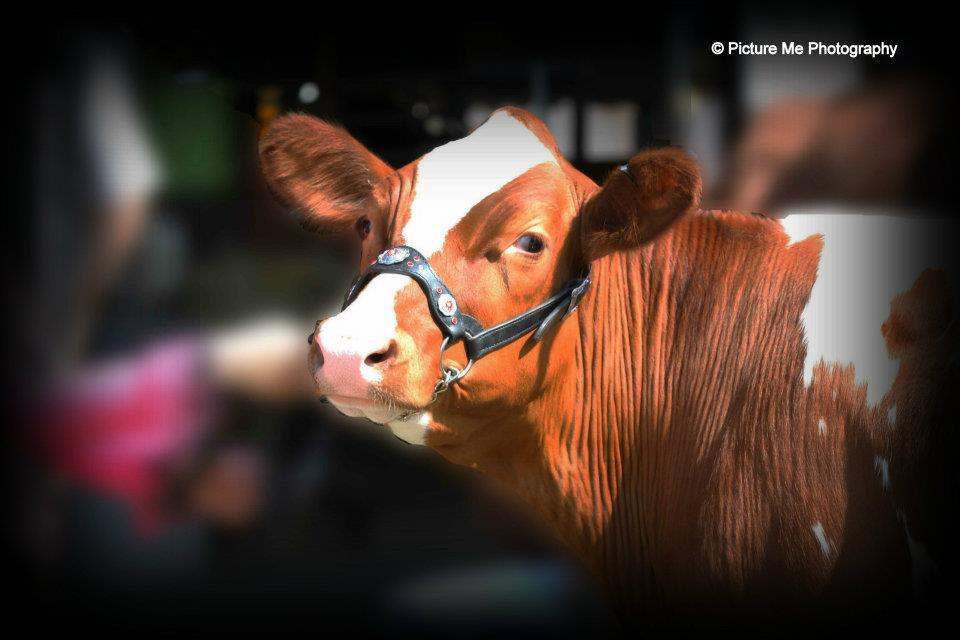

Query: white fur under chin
left=327, top=399, right=431, bottom=445
left=387, top=411, right=432, bottom=446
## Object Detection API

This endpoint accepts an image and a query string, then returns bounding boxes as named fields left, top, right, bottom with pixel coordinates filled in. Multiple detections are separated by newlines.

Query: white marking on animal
left=322, top=274, right=408, bottom=387
left=781, top=210, right=956, bottom=407
left=811, top=522, right=833, bottom=558
left=402, top=111, right=557, bottom=258
left=817, top=418, right=827, bottom=434
left=387, top=410, right=432, bottom=446
left=887, top=404, right=897, bottom=426
left=874, top=455, right=890, bottom=489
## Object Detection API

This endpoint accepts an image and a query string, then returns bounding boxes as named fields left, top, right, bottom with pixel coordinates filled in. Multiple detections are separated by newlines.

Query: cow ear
left=579, top=148, right=701, bottom=261
left=259, top=114, right=393, bottom=233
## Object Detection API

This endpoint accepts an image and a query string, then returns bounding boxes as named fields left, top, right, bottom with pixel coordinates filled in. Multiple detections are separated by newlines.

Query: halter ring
left=432, top=337, right=474, bottom=401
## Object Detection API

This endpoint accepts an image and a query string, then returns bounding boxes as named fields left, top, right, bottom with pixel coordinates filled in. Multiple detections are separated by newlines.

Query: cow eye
left=356, top=216, right=372, bottom=240
left=512, top=234, right=544, bottom=254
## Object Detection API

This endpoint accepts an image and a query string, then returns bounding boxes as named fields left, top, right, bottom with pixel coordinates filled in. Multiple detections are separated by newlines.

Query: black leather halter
left=340, top=245, right=590, bottom=402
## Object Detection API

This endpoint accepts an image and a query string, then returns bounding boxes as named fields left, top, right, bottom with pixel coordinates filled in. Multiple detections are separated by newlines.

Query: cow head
left=260, top=107, right=700, bottom=445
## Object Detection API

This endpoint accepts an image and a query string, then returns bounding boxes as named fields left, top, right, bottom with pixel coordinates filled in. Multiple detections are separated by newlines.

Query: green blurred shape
left=148, top=78, right=236, bottom=198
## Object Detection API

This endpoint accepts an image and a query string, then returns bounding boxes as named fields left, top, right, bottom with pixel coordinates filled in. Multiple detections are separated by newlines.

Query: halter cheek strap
left=341, top=245, right=591, bottom=400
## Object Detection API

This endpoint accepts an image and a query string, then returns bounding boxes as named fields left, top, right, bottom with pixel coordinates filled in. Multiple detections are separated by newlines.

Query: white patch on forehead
left=817, top=417, right=827, bottom=435
left=402, top=111, right=557, bottom=258
left=781, top=209, right=956, bottom=408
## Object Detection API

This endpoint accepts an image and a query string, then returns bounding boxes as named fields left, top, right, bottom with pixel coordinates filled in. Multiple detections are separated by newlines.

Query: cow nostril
left=309, top=325, right=324, bottom=369
left=312, top=344, right=324, bottom=368
left=364, top=341, right=397, bottom=366
left=307, top=321, right=320, bottom=345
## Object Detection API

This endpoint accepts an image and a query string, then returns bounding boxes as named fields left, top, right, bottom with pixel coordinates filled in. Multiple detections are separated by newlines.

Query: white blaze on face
left=781, top=208, right=956, bottom=407
left=402, top=111, right=557, bottom=258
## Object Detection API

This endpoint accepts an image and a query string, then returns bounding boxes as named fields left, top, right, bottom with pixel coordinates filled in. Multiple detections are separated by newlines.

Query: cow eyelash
left=356, top=216, right=372, bottom=240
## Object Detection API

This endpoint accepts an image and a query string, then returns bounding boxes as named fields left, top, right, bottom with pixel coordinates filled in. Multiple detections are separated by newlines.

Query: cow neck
left=440, top=248, right=658, bottom=577
left=430, top=233, right=705, bottom=586
left=467, top=235, right=709, bottom=590
left=534, top=249, right=652, bottom=574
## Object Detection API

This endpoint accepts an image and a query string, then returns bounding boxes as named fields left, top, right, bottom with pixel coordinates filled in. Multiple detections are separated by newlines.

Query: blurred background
left=4, top=3, right=956, bottom=635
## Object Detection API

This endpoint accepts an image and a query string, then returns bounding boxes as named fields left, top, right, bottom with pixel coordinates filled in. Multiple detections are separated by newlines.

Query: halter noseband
left=340, top=245, right=591, bottom=404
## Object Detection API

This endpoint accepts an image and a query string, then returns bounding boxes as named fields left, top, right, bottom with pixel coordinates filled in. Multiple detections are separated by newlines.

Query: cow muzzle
left=307, top=273, right=414, bottom=420
left=310, top=317, right=397, bottom=395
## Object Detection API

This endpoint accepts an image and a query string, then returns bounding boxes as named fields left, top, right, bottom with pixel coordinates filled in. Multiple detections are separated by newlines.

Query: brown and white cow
left=259, top=107, right=957, bottom=626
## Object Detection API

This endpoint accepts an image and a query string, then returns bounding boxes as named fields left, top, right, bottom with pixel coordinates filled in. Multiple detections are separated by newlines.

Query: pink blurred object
left=32, top=338, right=215, bottom=536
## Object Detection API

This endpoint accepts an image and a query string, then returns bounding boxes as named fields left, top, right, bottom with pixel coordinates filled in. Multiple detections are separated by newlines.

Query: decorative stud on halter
left=377, top=247, right=410, bottom=265
left=437, top=294, right=457, bottom=316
